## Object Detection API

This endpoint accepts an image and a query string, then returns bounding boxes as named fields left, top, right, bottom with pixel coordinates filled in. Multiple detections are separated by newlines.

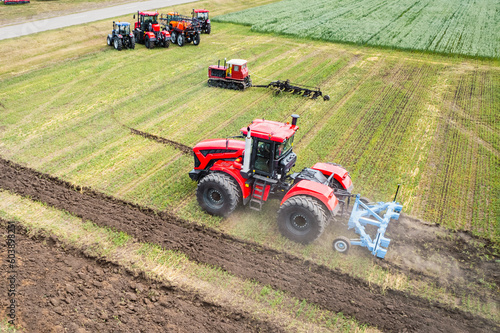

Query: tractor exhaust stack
left=241, top=126, right=252, bottom=177
left=291, top=114, right=299, bottom=126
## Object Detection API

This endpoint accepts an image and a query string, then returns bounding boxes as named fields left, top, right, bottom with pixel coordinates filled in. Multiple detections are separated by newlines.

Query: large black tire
left=277, top=196, right=327, bottom=244
left=193, top=33, right=200, bottom=46
left=207, top=24, right=211, bottom=34
left=177, top=34, right=184, bottom=47
left=130, top=36, right=136, bottom=49
left=107, top=36, right=112, bottom=46
left=163, top=39, right=170, bottom=48
left=196, top=173, right=240, bottom=217
left=170, top=31, right=177, bottom=44
left=113, top=37, right=123, bottom=51
left=145, top=37, right=154, bottom=49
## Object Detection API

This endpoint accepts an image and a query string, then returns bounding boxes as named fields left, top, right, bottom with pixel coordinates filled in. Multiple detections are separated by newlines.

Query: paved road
left=0, top=0, right=195, bottom=40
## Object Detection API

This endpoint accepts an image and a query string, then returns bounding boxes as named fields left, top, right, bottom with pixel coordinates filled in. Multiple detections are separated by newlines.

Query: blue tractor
left=107, top=22, right=135, bottom=51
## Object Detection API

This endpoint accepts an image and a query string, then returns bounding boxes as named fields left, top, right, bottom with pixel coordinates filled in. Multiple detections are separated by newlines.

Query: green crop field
left=1, top=0, right=499, bottom=329
left=1, top=18, right=498, bottom=244
left=214, top=0, right=500, bottom=59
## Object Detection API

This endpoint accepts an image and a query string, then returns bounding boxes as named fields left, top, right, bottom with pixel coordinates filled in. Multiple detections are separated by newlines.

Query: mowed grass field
left=1, top=7, right=499, bottom=246
left=214, top=0, right=500, bottom=58
left=0, top=0, right=499, bottom=324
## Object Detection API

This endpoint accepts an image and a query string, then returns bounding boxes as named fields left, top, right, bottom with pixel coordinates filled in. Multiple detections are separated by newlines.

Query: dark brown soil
left=0, top=157, right=498, bottom=332
left=0, top=220, right=282, bottom=333
left=128, top=127, right=192, bottom=155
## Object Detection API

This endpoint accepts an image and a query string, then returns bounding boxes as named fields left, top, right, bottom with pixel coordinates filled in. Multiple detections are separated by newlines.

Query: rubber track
left=0, top=157, right=496, bottom=332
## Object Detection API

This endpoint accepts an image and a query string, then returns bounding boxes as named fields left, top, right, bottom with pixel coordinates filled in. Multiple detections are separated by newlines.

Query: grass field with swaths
left=0, top=0, right=499, bottom=325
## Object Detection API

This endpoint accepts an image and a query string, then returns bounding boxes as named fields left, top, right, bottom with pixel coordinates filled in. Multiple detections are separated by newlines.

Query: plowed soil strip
left=0, top=220, right=280, bottom=333
left=128, top=127, right=192, bottom=155
left=0, top=157, right=496, bottom=332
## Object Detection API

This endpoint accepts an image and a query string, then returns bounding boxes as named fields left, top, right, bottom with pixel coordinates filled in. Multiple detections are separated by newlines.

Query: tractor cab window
left=233, top=65, right=239, bottom=72
left=275, top=136, right=294, bottom=160
left=254, top=141, right=272, bottom=174
left=196, top=12, right=208, bottom=20
left=119, top=25, right=130, bottom=34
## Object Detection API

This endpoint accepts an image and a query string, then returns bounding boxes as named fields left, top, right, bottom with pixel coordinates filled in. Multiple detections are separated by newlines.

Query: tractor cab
left=114, top=22, right=130, bottom=35
left=226, top=59, right=248, bottom=80
left=240, top=116, right=298, bottom=179
left=193, top=9, right=209, bottom=21
left=135, top=11, right=160, bottom=32
left=192, top=9, right=211, bottom=34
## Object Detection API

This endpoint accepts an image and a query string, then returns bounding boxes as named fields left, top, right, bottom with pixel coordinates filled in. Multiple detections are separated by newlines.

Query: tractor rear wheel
left=170, top=31, right=177, bottom=44
left=197, top=173, right=240, bottom=217
left=277, top=196, right=327, bottom=244
left=107, top=36, right=112, bottom=46
left=177, top=34, right=184, bottom=47
left=113, top=37, right=123, bottom=51
left=193, top=33, right=200, bottom=46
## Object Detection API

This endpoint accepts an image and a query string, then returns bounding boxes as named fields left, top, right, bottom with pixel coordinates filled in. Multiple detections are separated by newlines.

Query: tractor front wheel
left=177, top=34, right=184, bottom=47
left=196, top=173, right=240, bottom=217
left=170, top=31, right=177, bottom=44
left=163, top=40, right=170, bottom=48
left=113, top=37, right=123, bottom=51
left=145, top=37, right=154, bottom=49
left=277, top=196, right=327, bottom=244
left=193, top=33, right=200, bottom=46
left=107, top=36, right=112, bottom=46
left=130, top=36, right=136, bottom=49
left=207, top=24, right=211, bottom=34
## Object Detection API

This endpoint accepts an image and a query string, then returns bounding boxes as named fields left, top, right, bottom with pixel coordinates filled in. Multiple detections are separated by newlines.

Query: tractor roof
left=116, top=22, right=130, bottom=26
left=241, top=119, right=298, bottom=143
left=227, top=59, right=247, bottom=66
left=139, top=11, right=158, bottom=16
left=194, top=9, right=209, bottom=13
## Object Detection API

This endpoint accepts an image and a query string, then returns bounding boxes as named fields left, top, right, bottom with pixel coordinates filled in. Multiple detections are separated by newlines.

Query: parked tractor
left=133, top=11, right=170, bottom=49
left=189, top=115, right=353, bottom=244
left=208, top=59, right=330, bottom=100
left=161, top=13, right=201, bottom=46
left=192, top=9, right=211, bottom=34
left=107, top=21, right=135, bottom=50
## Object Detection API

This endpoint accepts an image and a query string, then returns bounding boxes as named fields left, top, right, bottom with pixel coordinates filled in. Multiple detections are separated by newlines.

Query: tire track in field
left=0, top=156, right=496, bottom=333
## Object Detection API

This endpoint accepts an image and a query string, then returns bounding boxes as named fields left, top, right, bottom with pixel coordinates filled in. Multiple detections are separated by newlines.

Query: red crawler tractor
left=189, top=115, right=353, bottom=244
left=208, top=59, right=330, bottom=100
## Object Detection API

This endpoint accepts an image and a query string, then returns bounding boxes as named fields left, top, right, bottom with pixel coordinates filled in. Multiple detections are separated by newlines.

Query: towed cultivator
left=208, top=59, right=330, bottom=101
left=333, top=192, right=403, bottom=258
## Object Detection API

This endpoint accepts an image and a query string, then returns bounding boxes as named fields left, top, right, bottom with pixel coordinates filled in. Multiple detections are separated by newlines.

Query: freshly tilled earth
left=0, top=221, right=281, bottom=332
left=0, top=157, right=498, bottom=332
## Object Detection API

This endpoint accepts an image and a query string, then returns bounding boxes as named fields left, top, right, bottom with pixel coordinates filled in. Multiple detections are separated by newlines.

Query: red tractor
left=208, top=59, right=252, bottom=90
left=192, top=9, right=211, bottom=34
left=133, top=11, right=170, bottom=49
left=189, top=115, right=353, bottom=244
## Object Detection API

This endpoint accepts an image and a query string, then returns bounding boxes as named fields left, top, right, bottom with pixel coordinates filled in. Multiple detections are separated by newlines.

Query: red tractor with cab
left=192, top=9, right=211, bottom=34
left=189, top=115, right=353, bottom=244
left=208, top=59, right=252, bottom=90
left=133, top=11, right=170, bottom=49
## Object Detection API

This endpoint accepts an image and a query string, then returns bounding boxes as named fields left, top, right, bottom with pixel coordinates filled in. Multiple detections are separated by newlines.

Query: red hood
left=152, top=23, right=160, bottom=32
left=194, top=139, right=245, bottom=152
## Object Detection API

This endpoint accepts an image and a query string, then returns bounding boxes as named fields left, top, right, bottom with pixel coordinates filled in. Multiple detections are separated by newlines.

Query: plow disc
left=253, top=79, right=330, bottom=101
